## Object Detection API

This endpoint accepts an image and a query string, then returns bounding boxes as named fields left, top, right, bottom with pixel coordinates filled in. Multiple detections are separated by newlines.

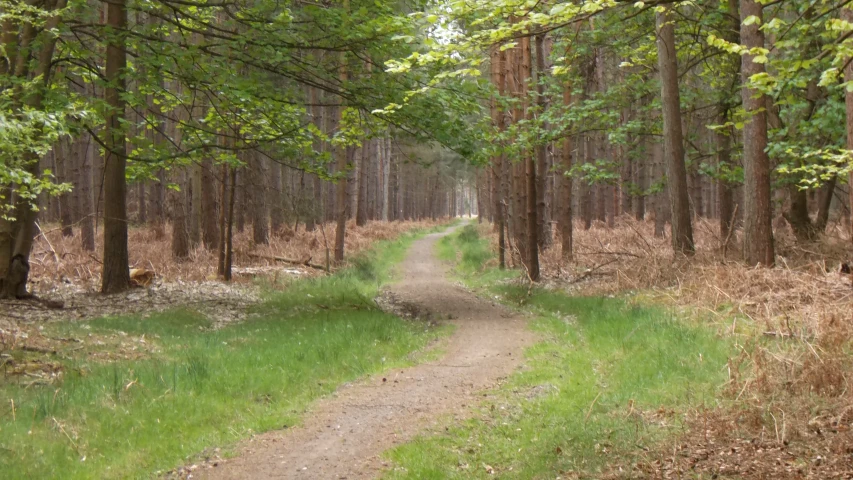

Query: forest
left=2, top=0, right=853, bottom=477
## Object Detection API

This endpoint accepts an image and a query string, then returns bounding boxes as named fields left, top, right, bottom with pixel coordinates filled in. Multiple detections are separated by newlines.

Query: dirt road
left=200, top=224, right=534, bottom=479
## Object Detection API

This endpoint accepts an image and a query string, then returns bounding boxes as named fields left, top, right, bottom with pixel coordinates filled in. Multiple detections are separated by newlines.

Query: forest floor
left=3, top=217, right=851, bottom=479
left=385, top=219, right=851, bottom=479
left=0, top=219, right=454, bottom=479
left=196, top=221, right=536, bottom=479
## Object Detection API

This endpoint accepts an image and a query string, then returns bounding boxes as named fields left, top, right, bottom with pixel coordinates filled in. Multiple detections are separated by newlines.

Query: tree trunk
left=170, top=169, right=190, bottom=259
left=815, top=175, right=836, bottom=233
left=580, top=135, right=592, bottom=230
left=224, top=167, right=237, bottom=281
left=150, top=169, right=165, bottom=239
left=55, top=139, right=74, bottom=236
left=269, top=160, right=284, bottom=233
left=716, top=110, right=735, bottom=240
left=740, top=0, right=775, bottom=266
left=521, top=36, right=539, bottom=280
left=235, top=171, right=246, bottom=233
left=137, top=183, right=147, bottom=224
left=250, top=152, right=269, bottom=245
left=78, top=134, right=96, bottom=251
left=0, top=0, right=66, bottom=297
left=784, top=186, right=817, bottom=241
left=534, top=35, right=551, bottom=250
left=843, top=6, right=853, bottom=243
left=356, top=140, right=369, bottom=226
left=189, top=162, right=202, bottom=248
left=218, top=162, right=229, bottom=276
left=101, top=0, right=130, bottom=293
left=653, top=140, right=668, bottom=238
left=492, top=45, right=507, bottom=268
left=201, top=158, right=219, bottom=250
left=634, top=136, right=647, bottom=221
left=560, top=87, right=573, bottom=262
left=655, top=7, right=694, bottom=254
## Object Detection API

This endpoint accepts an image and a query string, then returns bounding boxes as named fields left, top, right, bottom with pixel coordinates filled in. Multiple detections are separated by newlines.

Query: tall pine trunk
left=101, top=0, right=130, bottom=293
left=843, top=6, right=853, bottom=243
left=655, top=7, right=695, bottom=254
left=740, top=0, right=775, bottom=266
left=534, top=35, right=551, bottom=251
left=201, top=158, right=219, bottom=249
left=560, top=86, right=573, bottom=262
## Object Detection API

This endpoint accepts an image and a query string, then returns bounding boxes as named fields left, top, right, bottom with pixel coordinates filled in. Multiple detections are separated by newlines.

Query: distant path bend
left=201, top=222, right=534, bottom=480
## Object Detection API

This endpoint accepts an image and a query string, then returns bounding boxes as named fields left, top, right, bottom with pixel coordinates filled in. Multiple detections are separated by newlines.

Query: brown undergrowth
left=1, top=219, right=446, bottom=385
left=480, top=216, right=853, bottom=478
left=27, top=218, right=445, bottom=289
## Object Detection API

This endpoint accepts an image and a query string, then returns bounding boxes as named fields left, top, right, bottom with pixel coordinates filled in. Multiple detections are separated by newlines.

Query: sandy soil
left=197, top=224, right=535, bottom=479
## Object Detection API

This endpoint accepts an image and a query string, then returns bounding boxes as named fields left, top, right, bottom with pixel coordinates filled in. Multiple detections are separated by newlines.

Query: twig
left=571, top=258, right=619, bottom=284
left=319, top=222, right=331, bottom=272
left=35, top=222, right=59, bottom=263
left=52, top=417, right=79, bottom=452
left=721, top=204, right=739, bottom=257
left=575, top=250, right=641, bottom=258
left=584, top=391, right=602, bottom=423
left=244, top=252, right=327, bottom=271
left=626, top=222, right=653, bottom=254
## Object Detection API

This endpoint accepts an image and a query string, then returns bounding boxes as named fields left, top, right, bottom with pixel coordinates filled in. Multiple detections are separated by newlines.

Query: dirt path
left=199, top=224, right=534, bottom=480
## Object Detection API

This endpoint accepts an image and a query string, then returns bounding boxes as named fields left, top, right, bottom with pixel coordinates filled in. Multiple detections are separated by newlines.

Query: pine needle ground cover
left=386, top=225, right=733, bottom=479
left=0, top=227, right=449, bottom=479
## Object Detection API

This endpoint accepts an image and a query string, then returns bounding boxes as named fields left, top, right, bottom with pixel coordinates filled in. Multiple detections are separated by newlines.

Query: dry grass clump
left=27, top=219, right=445, bottom=293
left=481, top=215, right=853, bottom=478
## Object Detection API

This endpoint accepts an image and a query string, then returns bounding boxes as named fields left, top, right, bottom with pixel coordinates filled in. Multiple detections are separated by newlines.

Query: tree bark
left=492, top=45, right=507, bottom=268
left=0, top=0, right=67, bottom=297
left=101, top=0, right=130, bottom=293
left=655, top=7, right=695, bottom=254
left=521, top=36, right=540, bottom=280
left=189, top=162, right=202, bottom=248
left=356, top=139, right=369, bottom=226
left=57, top=138, right=74, bottom=237
left=201, top=158, right=219, bottom=249
left=815, top=175, right=836, bottom=233
left=269, top=160, right=284, bottom=233
left=78, top=134, right=96, bottom=251
left=560, top=89, right=573, bottom=262
left=716, top=110, right=735, bottom=240
left=843, top=6, right=853, bottom=243
left=653, top=140, right=668, bottom=238
left=249, top=152, right=269, bottom=245
left=224, top=167, right=237, bottom=281
left=170, top=168, right=190, bottom=259
left=534, top=35, right=551, bottom=251
left=740, top=0, right=775, bottom=266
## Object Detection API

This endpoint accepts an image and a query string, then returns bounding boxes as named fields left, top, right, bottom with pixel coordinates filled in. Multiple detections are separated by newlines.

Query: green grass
left=0, top=227, right=449, bottom=479
left=385, top=226, right=733, bottom=479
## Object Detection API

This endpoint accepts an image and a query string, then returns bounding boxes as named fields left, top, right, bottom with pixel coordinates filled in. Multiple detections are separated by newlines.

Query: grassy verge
left=385, top=225, right=733, bottom=478
left=0, top=226, right=449, bottom=479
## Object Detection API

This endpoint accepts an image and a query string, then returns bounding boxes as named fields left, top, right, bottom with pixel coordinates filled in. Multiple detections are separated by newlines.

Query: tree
left=739, top=0, right=774, bottom=266
left=0, top=0, right=68, bottom=298
left=655, top=7, right=694, bottom=255
left=844, top=6, right=853, bottom=243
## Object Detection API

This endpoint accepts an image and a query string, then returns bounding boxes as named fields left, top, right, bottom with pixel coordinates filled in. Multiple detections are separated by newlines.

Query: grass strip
left=0, top=225, right=449, bottom=479
left=385, top=225, right=733, bottom=479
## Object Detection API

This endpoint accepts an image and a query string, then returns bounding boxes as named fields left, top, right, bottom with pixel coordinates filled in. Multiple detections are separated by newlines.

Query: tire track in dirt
left=199, top=223, right=534, bottom=480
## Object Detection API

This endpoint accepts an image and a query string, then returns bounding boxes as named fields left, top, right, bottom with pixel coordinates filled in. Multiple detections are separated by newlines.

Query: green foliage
left=389, top=233, right=733, bottom=479
left=436, top=224, right=493, bottom=275
left=0, top=229, right=448, bottom=479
